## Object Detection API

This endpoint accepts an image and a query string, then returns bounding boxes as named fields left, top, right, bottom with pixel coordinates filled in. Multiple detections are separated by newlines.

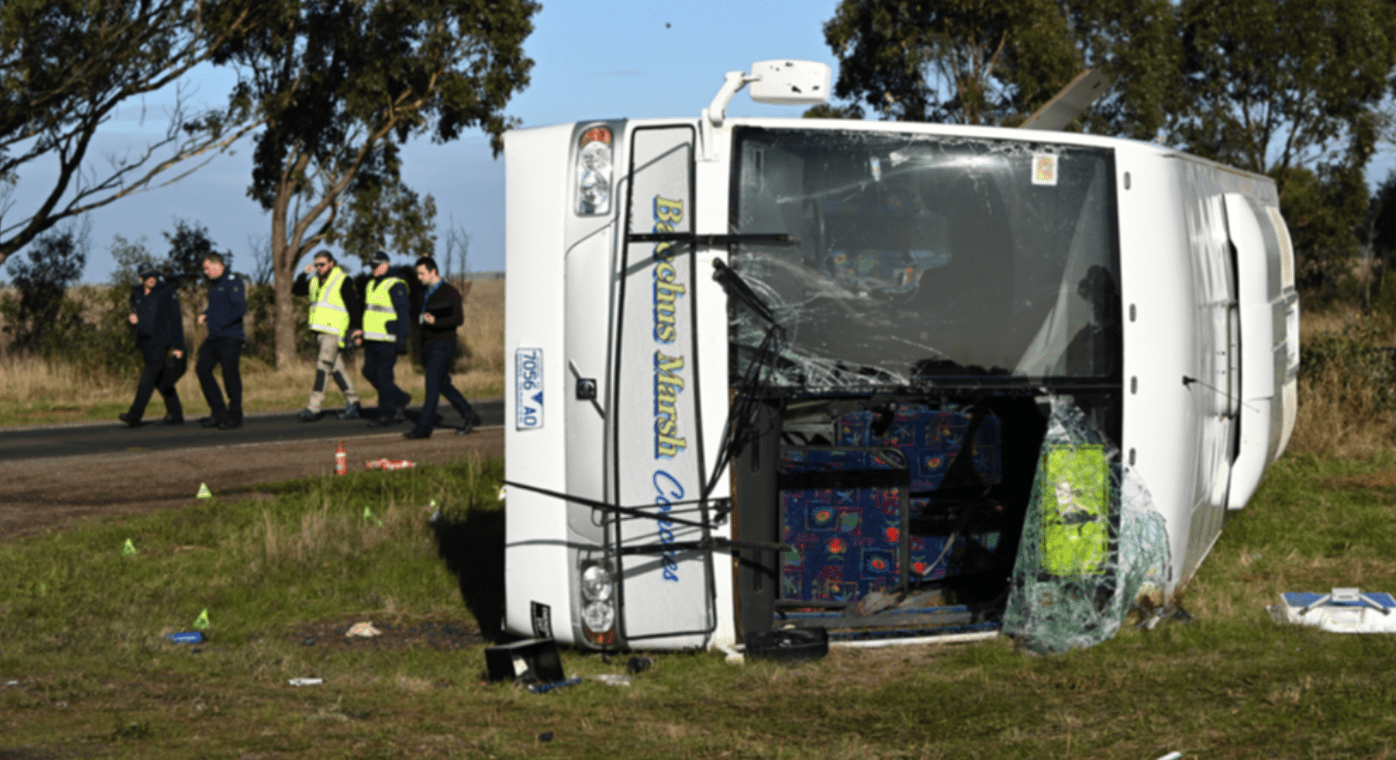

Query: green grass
left=3, top=454, right=1396, bottom=759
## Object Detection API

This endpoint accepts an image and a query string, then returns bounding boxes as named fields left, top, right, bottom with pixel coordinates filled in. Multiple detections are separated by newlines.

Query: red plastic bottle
left=335, top=441, right=347, bottom=475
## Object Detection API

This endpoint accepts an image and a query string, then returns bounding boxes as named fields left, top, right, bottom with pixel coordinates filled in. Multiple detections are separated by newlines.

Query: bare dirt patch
left=0, top=427, right=502, bottom=540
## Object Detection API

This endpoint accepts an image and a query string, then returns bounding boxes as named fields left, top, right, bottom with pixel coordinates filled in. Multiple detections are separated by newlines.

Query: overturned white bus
left=501, top=62, right=1299, bottom=653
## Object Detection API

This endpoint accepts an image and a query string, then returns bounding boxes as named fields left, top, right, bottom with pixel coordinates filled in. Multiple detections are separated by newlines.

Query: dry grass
left=259, top=495, right=411, bottom=567
left=1288, top=306, right=1396, bottom=458
left=452, top=278, right=504, bottom=398
left=0, top=279, right=505, bottom=423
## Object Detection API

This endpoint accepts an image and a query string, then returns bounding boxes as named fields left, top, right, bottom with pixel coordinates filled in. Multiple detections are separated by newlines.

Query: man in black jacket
left=403, top=256, right=481, bottom=439
left=119, top=266, right=186, bottom=427
left=195, top=252, right=246, bottom=430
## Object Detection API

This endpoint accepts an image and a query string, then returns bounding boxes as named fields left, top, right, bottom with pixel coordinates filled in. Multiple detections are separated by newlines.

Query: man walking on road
left=119, top=266, right=186, bottom=427
left=195, top=252, right=246, bottom=430
left=403, top=256, right=480, bottom=439
left=357, top=250, right=412, bottom=426
left=293, top=250, right=362, bottom=421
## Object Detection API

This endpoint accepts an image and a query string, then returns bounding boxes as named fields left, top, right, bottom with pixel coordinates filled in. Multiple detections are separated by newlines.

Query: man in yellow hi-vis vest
left=291, top=250, right=363, bottom=421
left=357, top=250, right=412, bottom=426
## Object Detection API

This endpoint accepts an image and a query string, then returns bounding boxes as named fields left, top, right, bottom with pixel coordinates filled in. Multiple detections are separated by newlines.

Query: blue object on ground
left=165, top=631, right=204, bottom=644
left=526, top=677, right=581, bottom=694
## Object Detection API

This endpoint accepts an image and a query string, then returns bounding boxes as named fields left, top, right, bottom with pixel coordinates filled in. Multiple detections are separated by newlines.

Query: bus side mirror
left=747, top=60, right=831, bottom=106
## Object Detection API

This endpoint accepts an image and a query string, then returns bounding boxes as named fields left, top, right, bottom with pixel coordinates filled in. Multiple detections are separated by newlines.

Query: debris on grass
left=591, top=674, right=631, bottom=687
left=365, top=458, right=416, bottom=471
left=744, top=627, right=829, bottom=663
left=526, top=677, right=581, bottom=694
left=346, top=621, right=382, bottom=638
left=1270, top=588, right=1396, bottom=633
left=288, top=678, right=324, bottom=687
left=164, top=631, right=204, bottom=644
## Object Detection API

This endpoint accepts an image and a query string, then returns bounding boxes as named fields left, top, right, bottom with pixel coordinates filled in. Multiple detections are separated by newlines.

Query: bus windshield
left=729, top=127, right=1120, bottom=390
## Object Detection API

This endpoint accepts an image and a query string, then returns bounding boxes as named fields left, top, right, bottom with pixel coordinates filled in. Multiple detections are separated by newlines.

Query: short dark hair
left=314, top=250, right=335, bottom=264
left=415, top=256, right=438, bottom=273
left=203, top=252, right=225, bottom=266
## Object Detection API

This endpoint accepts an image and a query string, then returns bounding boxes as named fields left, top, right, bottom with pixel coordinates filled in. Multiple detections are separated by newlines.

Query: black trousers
left=416, top=339, right=472, bottom=429
left=196, top=337, right=243, bottom=421
left=127, top=342, right=183, bottom=421
left=361, top=341, right=408, bottom=417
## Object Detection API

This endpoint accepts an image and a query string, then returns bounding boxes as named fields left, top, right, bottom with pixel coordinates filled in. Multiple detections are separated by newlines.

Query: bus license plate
left=515, top=348, right=544, bottom=430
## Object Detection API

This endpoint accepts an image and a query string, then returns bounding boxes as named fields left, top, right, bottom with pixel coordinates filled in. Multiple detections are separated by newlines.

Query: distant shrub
left=0, top=227, right=90, bottom=358
left=1299, top=315, right=1396, bottom=411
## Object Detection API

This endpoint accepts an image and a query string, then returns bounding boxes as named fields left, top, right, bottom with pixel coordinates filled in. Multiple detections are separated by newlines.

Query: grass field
left=0, top=279, right=505, bottom=426
left=3, top=450, right=1395, bottom=759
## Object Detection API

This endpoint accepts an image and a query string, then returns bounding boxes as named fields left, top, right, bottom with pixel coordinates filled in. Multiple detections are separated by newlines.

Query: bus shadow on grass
left=432, top=508, right=506, bottom=641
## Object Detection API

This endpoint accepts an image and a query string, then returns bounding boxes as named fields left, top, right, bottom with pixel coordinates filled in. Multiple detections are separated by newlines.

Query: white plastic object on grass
left=1274, top=588, right=1396, bottom=633
left=346, top=621, right=381, bottom=638
left=288, top=678, right=323, bottom=686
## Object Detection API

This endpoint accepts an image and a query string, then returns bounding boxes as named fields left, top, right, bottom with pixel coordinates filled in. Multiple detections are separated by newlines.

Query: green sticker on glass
left=1041, top=444, right=1108, bottom=576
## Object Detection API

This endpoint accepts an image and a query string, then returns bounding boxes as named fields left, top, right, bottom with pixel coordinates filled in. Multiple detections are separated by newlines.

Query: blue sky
left=8, top=1, right=842, bottom=283
left=7, top=0, right=1395, bottom=284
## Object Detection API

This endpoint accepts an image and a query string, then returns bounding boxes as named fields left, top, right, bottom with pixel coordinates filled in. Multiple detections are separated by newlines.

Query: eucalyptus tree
left=1174, top=0, right=1396, bottom=293
left=215, top=0, right=538, bottom=369
left=818, top=0, right=1178, bottom=137
left=0, top=0, right=261, bottom=267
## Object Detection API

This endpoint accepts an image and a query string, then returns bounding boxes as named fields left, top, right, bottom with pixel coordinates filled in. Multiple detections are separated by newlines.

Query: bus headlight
left=582, top=600, right=615, bottom=632
left=580, top=562, right=617, bottom=646
left=581, top=564, right=614, bottom=602
left=574, top=126, right=612, bottom=216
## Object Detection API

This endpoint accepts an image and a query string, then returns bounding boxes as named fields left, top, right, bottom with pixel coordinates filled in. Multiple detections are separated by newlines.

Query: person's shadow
left=432, top=508, right=506, bottom=641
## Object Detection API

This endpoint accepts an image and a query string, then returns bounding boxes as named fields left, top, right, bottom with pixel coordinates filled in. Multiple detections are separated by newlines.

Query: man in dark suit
left=403, top=256, right=481, bottom=439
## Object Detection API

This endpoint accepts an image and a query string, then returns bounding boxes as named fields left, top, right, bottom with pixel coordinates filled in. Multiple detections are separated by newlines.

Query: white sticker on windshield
left=1032, top=153, right=1058, bottom=186
left=515, top=348, right=543, bottom=430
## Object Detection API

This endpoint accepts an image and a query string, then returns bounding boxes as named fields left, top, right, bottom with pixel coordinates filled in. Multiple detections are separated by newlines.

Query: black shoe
left=337, top=401, right=361, bottom=420
left=199, top=416, right=223, bottom=429
left=217, top=417, right=242, bottom=430
left=296, top=408, right=319, bottom=422
left=392, top=396, right=410, bottom=423
left=456, top=411, right=483, bottom=435
left=162, top=414, right=184, bottom=425
left=403, top=426, right=432, bottom=440
left=118, top=412, right=140, bottom=428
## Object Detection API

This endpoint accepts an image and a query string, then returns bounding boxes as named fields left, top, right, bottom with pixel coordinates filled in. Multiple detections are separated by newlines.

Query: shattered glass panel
left=729, top=128, right=1119, bottom=390
left=1001, top=399, right=1170, bottom=653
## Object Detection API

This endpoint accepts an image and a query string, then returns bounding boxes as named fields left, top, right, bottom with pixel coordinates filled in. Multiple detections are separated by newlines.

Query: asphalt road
left=0, top=399, right=505, bottom=462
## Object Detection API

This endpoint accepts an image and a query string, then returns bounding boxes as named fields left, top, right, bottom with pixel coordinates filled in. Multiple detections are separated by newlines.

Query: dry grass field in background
left=4, top=282, right=1394, bottom=459
left=1289, top=306, right=1396, bottom=458
left=0, top=279, right=504, bottom=424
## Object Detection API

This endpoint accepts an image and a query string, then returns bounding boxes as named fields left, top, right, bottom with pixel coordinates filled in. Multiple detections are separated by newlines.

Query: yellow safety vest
left=362, top=276, right=405, bottom=342
left=308, top=266, right=350, bottom=341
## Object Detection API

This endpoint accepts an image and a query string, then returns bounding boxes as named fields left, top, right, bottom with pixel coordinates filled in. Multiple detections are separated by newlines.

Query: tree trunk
left=271, top=180, right=298, bottom=371
left=273, top=253, right=297, bottom=371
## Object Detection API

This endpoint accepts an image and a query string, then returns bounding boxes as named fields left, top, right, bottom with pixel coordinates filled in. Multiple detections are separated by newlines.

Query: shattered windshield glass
left=729, top=127, right=1120, bottom=390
